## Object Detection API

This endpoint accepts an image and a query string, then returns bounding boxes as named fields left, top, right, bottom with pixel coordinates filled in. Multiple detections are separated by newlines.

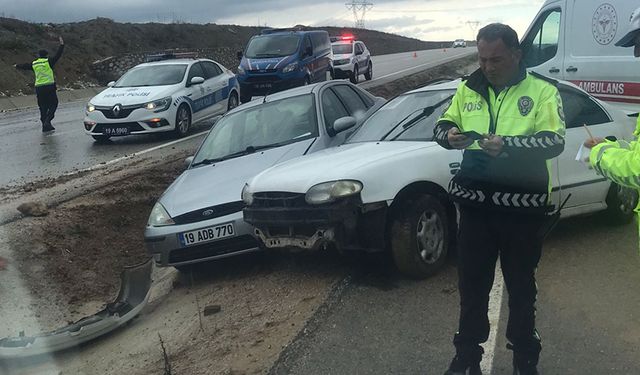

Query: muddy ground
left=0, top=57, right=478, bottom=374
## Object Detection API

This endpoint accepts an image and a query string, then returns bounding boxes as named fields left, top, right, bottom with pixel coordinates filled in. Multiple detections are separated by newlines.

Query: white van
left=521, top=0, right=640, bottom=112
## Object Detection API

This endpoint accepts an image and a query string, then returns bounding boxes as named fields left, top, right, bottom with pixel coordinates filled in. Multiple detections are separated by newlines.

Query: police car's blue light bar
left=144, top=52, right=198, bottom=62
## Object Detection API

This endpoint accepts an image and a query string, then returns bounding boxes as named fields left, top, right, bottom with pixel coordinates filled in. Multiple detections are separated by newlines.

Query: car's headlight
left=86, top=103, right=95, bottom=112
left=283, top=62, right=298, bottom=73
left=241, top=183, right=254, bottom=205
left=237, top=66, right=245, bottom=74
left=144, top=97, right=172, bottom=112
left=148, top=202, right=175, bottom=226
left=305, top=180, right=363, bottom=205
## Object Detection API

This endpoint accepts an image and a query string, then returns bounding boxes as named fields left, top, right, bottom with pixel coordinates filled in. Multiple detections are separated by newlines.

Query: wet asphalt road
left=0, top=47, right=476, bottom=188
left=270, top=214, right=640, bottom=375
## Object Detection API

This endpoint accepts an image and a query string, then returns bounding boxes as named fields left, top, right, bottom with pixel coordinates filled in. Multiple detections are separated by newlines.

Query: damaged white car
left=242, top=79, right=637, bottom=278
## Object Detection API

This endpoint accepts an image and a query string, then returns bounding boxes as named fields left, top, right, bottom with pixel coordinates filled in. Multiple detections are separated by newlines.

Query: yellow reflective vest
left=434, top=68, right=566, bottom=213
left=590, top=117, right=640, bottom=240
left=32, top=58, right=55, bottom=87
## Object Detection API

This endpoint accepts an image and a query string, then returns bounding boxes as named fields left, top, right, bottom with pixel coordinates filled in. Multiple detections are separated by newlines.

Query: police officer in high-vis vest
left=433, top=23, right=565, bottom=375
left=15, top=36, right=64, bottom=132
left=585, top=6, right=640, bottom=241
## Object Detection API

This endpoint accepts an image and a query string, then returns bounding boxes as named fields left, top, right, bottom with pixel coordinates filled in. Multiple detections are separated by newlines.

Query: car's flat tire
left=604, top=183, right=638, bottom=225
left=390, top=195, right=449, bottom=279
left=174, top=104, right=191, bottom=138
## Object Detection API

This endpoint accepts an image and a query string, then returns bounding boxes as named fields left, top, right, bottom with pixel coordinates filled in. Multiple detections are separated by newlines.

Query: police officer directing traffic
left=433, top=23, right=566, bottom=375
left=585, top=6, right=640, bottom=241
left=15, top=36, right=65, bottom=132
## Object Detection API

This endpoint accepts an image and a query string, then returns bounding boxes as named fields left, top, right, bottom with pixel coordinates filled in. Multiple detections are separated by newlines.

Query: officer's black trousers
left=453, top=204, right=545, bottom=363
left=36, top=84, right=58, bottom=129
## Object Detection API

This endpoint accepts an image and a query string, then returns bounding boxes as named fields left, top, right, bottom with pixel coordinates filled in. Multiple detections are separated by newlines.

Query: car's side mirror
left=107, top=81, right=116, bottom=87
left=190, top=76, right=205, bottom=86
left=236, top=51, right=243, bottom=61
left=184, top=156, right=194, bottom=168
left=332, top=116, right=357, bottom=135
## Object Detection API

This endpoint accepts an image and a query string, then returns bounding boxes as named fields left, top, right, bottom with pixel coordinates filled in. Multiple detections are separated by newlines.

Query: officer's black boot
left=443, top=345, right=483, bottom=375
left=508, top=339, right=541, bottom=375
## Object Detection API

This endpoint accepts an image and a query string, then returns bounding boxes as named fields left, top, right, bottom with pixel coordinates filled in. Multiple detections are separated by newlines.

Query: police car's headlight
left=237, top=66, right=245, bottom=74
left=144, top=97, right=172, bottom=112
left=283, top=62, right=298, bottom=73
left=305, top=180, right=362, bottom=205
left=241, top=183, right=254, bottom=205
left=148, top=202, right=175, bottom=227
left=86, top=103, right=95, bottom=112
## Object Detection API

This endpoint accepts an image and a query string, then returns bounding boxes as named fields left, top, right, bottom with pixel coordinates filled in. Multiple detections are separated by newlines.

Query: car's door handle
left=566, top=66, right=578, bottom=73
left=548, top=67, right=560, bottom=73
left=186, top=93, right=193, bottom=97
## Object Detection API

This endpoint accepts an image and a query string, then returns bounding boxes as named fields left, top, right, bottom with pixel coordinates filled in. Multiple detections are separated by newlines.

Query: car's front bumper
left=243, top=196, right=387, bottom=252
left=333, top=62, right=355, bottom=78
left=238, top=71, right=307, bottom=96
left=84, top=106, right=176, bottom=136
left=144, top=211, right=261, bottom=267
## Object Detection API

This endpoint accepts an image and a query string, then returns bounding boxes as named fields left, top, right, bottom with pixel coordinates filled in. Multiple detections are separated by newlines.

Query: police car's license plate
left=103, top=127, right=130, bottom=136
left=255, top=83, right=272, bottom=89
left=179, top=223, right=235, bottom=247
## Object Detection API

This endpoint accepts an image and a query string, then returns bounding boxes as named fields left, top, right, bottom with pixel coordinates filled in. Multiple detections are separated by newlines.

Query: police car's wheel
left=174, top=105, right=191, bottom=138
left=227, top=92, right=239, bottom=111
left=605, top=183, right=638, bottom=225
left=350, top=66, right=359, bottom=84
left=364, top=62, right=372, bottom=80
left=92, top=135, right=111, bottom=143
left=390, top=195, right=448, bottom=279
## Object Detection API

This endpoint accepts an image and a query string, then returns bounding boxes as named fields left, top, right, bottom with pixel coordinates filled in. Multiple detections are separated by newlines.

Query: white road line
left=481, top=261, right=505, bottom=374
left=63, top=130, right=209, bottom=177
left=370, top=51, right=473, bottom=82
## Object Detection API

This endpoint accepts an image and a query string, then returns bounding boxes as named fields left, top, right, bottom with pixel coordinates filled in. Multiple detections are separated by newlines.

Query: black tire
left=364, top=62, right=373, bottom=80
left=605, top=183, right=638, bottom=225
left=350, top=65, right=359, bottom=84
left=390, top=195, right=449, bottom=279
left=174, top=104, right=191, bottom=138
left=92, top=135, right=111, bottom=143
left=227, top=91, right=239, bottom=111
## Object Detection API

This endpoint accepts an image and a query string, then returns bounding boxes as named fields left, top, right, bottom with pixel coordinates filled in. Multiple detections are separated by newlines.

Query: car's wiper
left=190, top=142, right=291, bottom=167
left=385, top=94, right=455, bottom=141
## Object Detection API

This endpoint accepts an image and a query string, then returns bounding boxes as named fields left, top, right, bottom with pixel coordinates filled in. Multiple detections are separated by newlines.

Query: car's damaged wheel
left=390, top=195, right=449, bottom=279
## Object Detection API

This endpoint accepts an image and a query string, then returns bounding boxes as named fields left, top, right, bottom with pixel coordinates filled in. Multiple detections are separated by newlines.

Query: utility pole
left=345, top=0, right=373, bottom=29
left=466, top=21, right=480, bottom=40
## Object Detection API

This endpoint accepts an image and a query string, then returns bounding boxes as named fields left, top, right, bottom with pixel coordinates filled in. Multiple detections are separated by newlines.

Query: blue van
left=236, top=28, right=333, bottom=103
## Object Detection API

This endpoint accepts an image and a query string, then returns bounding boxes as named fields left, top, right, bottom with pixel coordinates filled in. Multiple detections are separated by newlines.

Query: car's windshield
left=245, top=34, right=301, bottom=58
left=347, top=89, right=455, bottom=143
left=114, top=64, right=187, bottom=87
left=332, top=44, right=353, bottom=55
left=192, top=94, right=317, bottom=164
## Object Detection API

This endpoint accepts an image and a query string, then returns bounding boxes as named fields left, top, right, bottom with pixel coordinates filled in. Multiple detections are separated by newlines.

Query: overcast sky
left=0, top=0, right=545, bottom=41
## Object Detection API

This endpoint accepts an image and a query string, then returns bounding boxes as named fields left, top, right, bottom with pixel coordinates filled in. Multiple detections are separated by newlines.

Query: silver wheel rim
left=178, top=107, right=189, bottom=134
left=617, top=185, right=638, bottom=215
left=228, top=95, right=238, bottom=110
left=416, top=209, right=444, bottom=264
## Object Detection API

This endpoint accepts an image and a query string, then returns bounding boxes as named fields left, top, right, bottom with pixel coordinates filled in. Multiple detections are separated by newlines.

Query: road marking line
left=481, top=261, right=504, bottom=374
left=63, top=130, right=209, bottom=177
left=369, top=51, right=475, bottom=82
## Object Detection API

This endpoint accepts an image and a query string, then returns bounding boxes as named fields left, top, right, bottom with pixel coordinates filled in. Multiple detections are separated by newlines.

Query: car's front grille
left=97, top=108, right=136, bottom=119
left=252, top=192, right=307, bottom=208
left=168, top=235, right=259, bottom=263
left=245, top=75, right=281, bottom=83
left=172, top=201, right=245, bottom=225
left=93, top=122, right=146, bottom=133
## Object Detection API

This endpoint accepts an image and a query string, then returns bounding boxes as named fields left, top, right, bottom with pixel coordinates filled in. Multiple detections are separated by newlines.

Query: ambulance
left=522, top=0, right=640, bottom=112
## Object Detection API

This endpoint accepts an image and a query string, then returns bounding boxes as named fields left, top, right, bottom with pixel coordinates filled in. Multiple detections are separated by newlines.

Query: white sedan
left=84, top=57, right=240, bottom=142
left=242, top=79, right=638, bottom=278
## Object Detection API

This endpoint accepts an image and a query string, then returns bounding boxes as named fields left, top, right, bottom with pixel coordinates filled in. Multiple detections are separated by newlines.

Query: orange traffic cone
left=413, top=51, right=417, bottom=58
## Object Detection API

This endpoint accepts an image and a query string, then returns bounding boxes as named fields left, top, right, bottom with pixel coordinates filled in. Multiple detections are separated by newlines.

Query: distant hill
left=0, top=17, right=454, bottom=96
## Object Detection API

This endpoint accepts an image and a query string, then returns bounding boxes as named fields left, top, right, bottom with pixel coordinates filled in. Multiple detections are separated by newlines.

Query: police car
left=331, top=35, right=372, bottom=84
left=452, top=39, right=467, bottom=48
left=243, top=79, right=638, bottom=279
left=84, top=56, right=240, bottom=142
